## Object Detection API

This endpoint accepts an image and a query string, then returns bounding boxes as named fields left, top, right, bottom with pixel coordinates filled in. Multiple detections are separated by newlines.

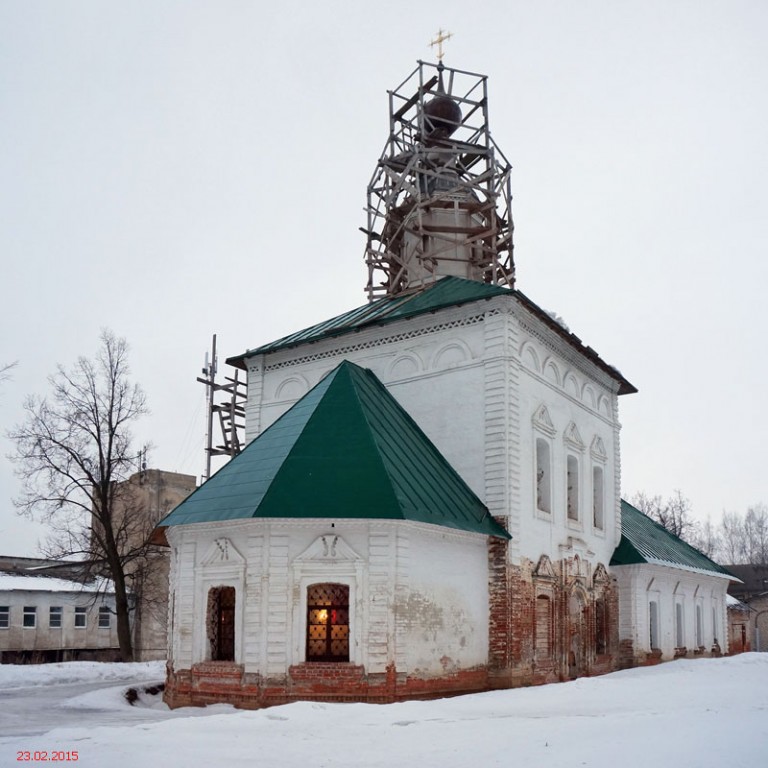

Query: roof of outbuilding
left=156, top=360, right=509, bottom=540
left=611, top=500, right=735, bottom=579
left=227, top=277, right=636, bottom=395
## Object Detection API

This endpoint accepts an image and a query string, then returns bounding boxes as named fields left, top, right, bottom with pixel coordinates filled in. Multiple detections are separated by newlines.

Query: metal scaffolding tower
left=364, top=60, right=515, bottom=301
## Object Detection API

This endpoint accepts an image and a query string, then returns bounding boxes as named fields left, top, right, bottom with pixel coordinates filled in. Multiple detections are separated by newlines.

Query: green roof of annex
left=157, top=360, right=509, bottom=540
left=227, top=276, right=636, bottom=395
left=611, top=500, right=734, bottom=579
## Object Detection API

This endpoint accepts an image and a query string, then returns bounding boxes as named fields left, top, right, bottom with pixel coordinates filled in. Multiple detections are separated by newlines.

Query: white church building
left=155, top=59, right=732, bottom=708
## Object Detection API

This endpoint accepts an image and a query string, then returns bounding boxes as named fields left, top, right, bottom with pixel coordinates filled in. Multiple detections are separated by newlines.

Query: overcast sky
left=1, top=1, right=766, bottom=556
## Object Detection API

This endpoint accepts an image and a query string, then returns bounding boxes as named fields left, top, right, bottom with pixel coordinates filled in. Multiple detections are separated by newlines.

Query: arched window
left=595, top=598, right=608, bottom=655
left=536, top=439, right=552, bottom=514
left=567, top=455, right=579, bottom=521
left=592, top=466, right=604, bottom=530
left=535, top=595, right=553, bottom=660
left=675, top=603, right=685, bottom=648
left=649, top=601, right=659, bottom=650
left=306, top=583, right=349, bottom=662
left=696, top=604, right=703, bottom=647
left=207, top=586, right=236, bottom=662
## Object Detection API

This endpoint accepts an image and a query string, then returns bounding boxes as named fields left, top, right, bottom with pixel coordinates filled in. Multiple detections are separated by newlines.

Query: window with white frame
left=49, top=606, right=63, bottom=628
left=649, top=601, right=659, bottom=649
left=98, top=606, right=111, bottom=629
left=592, top=465, right=604, bottom=529
left=23, top=606, right=36, bottom=628
left=566, top=455, right=579, bottom=521
left=0, top=606, right=9, bottom=629
left=75, top=606, right=87, bottom=628
left=536, top=438, right=552, bottom=514
left=696, top=604, right=703, bottom=647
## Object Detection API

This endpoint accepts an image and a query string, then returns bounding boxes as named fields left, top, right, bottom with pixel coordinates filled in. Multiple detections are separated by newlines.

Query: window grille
left=0, top=606, right=9, bottom=629
left=49, top=606, right=62, bottom=628
left=98, top=606, right=111, bottom=629
left=306, top=583, right=350, bottom=662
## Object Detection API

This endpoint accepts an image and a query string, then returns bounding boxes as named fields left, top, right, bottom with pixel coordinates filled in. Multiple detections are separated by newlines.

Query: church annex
left=156, top=59, right=731, bottom=709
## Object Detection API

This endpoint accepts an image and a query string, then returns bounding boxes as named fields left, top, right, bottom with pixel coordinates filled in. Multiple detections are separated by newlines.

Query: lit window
left=567, top=455, right=579, bottom=521
left=592, top=466, right=604, bottom=529
left=75, top=607, right=87, bottom=628
left=49, top=606, right=63, bottom=629
left=306, top=583, right=349, bottom=662
left=98, top=606, right=111, bottom=629
left=535, top=439, right=552, bottom=514
left=0, top=606, right=9, bottom=629
left=23, top=606, right=36, bottom=628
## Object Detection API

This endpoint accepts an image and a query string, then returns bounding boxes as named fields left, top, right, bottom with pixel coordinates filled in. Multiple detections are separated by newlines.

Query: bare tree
left=8, top=331, right=149, bottom=661
left=631, top=490, right=697, bottom=541
left=689, top=515, right=720, bottom=560
left=1, top=360, right=17, bottom=385
left=719, top=510, right=746, bottom=563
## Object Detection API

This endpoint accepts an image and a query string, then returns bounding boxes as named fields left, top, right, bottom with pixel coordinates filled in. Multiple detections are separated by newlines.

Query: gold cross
left=429, top=28, right=453, bottom=61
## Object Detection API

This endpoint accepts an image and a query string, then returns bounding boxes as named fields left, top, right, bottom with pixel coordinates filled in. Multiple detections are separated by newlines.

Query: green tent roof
left=157, top=361, right=509, bottom=539
left=227, top=276, right=636, bottom=395
left=611, top=500, right=733, bottom=578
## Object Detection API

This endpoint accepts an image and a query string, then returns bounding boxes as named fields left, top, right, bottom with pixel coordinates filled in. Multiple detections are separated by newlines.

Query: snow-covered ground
left=0, top=655, right=766, bottom=768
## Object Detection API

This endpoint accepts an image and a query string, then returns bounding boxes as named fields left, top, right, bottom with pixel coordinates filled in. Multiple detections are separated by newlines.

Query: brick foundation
left=164, top=660, right=490, bottom=709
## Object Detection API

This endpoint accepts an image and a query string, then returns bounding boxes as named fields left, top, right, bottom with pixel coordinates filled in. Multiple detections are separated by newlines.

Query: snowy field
left=0, top=655, right=766, bottom=768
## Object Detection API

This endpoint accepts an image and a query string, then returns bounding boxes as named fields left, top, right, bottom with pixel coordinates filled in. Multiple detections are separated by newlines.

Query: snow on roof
left=727, top=593, right=749, bottom=610
left=0, top=573, right=115, bottom=594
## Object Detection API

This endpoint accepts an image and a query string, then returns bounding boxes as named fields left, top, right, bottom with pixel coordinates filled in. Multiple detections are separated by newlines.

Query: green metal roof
left=230, top=277, right=508, bottom=360
left=157, top=360, right=509, bottom=539
left=227, top=276, right=636, bottom=395
left=611, top=500, right=733, bottom=578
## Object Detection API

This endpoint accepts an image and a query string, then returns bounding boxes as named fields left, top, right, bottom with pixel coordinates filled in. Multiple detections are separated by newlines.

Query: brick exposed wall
left=164, top=661, right=490, bottom=709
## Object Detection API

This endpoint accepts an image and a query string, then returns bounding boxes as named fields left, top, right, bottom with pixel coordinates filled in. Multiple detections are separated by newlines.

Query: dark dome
left=423, top=94, right=462, bottom=139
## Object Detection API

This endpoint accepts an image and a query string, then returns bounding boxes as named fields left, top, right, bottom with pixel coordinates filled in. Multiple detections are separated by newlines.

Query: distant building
left=726, top=564, right=768, bottom=652
left=1, top=468, right=196, bottom=664
left=0, top=569, right=120, bottom=664
left=113, top=469, right=196, bottom=660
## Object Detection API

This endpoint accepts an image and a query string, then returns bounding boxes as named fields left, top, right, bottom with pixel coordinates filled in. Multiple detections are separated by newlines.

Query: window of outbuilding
left=675, top=603, right=684, bottom=648
left=75, top=606, right=87, bottom=628
left=696, top=604, right=703, bottom=647
left=649, top=601, right=659, bottom=649
left=49, top=606, right=62, bottom=628
left=306, top=583, right=350, bottom=662
left=23, top=606, right=36, bottom=628
left=0, top=606, right=9, bottom=629
left=207, top=586, right=236, bottom=662
left=98, top=606, right=111, bottom=629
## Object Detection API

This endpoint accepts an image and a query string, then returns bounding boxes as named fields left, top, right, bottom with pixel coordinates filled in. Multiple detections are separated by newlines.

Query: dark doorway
left=208, top=586, right=236, bottom=662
